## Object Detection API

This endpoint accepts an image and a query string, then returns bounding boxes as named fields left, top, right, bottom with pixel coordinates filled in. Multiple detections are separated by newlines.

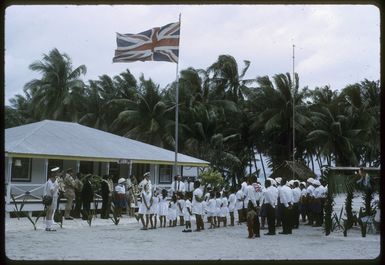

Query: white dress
left=183, top=200, right=192, bottom=221
left=207, top=198, right=217, bottom=217
left=138, top=191, right=151, bottom=215
left=228, top=193, right=236, bottom=212
left=177, top=199, right=185, bottom=216
left=158, top=196, right=168, bottom=216
left=235, top=190, right=244, bottom=210
left=215, top=198, right=222, bottom=216
left=192, top=188, right=203, bottom=215
left=167, top=201, right=177, bottom=221
left=150, top=195, right=159, bottom=215
left=220, top=197, right=229, bottom=217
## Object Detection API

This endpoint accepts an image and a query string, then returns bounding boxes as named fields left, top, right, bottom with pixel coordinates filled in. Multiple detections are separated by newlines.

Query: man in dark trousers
left=100, top=175, right=113, bottom=219
left=263, top=179, right=278, bottom=235
left=81, top=174, right=94, bottom=220
left=279, top=178, right=294, bottom=235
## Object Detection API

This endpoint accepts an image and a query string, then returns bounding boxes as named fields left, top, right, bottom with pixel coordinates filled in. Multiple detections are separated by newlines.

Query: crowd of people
left=43, top=168, right=328, bottom=237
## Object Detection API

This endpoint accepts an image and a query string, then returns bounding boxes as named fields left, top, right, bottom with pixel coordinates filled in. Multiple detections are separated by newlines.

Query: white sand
left=5, top=193, right=380, bottom=261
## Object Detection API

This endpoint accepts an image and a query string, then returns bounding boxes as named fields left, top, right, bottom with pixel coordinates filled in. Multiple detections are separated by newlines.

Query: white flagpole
left=174, top=13, right=182, bottom=176
left=292, top=44, right=295, bottom=180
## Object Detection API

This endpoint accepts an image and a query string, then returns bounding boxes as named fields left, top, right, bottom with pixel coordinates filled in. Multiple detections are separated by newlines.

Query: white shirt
left=241, top=181, right=248, bottom=194
left=115, top=184, right=126, bottom=194
left=292, top=187, right=301, bottom=203
left=171, top=180, right=185, bottom=193
left=279, top=185, right=294, bottom=208
left=313, top=186, right=323, bottom=199
left=138, top=178, right=152, bottom=193
left=263, top=186, right=278, bottom=208
left=306, top=185, right=315, bottom=198
left=228, top=193, right=236, bottom=211
left=192, top=188, right=203, bottom=214
left=44, top=178, right=59, bottom=198
left=183, top=199, right=192, bottom=215
left=207, top=198, right=217, bottom=213
left=319, top=185, right=327, bottom=198
left=235, top=190, right=245, bottom=210
left=184, top=181, right=194, bottom=192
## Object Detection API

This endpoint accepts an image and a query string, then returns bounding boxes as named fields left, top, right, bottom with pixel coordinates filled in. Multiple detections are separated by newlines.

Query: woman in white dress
left=158, top=189, right=168, bottom=228
left=149, top=189, right=159, bottom=229
left=44, top=168, right=60, bottom=231
left=138, top=184, right=152, bottom=230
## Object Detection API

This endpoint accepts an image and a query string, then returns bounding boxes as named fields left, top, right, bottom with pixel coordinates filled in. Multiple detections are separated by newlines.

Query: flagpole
left=292, top=44, right=295, bottom=180
left=174, top=13, right=181, bottom=176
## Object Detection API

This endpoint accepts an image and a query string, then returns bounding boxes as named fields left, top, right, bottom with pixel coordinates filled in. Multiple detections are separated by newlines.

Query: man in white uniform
left=138, top=172, right=152, bottom=194
left=279, top=179, right=294, bottom=235
left=192, top=180, right=204, bottom=231
left=263, top=179, right=278, bottom=235
left=291, top=180, right=301, bottom=229
left=44, top=167, right=60, bottom=231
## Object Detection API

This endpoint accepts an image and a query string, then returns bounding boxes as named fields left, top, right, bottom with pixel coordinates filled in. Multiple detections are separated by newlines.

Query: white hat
left=288, top=180, right=294, bottom=186
left=300, top=182, right=306, bottom=186
left=275, top=177, right=282, bottom=184
left=118, top=178, right=126, bottom=184
left=313, top=180, right=321, bottom=186
left=143, top=172, right=150, bottom=177
left=307, top=177, right=315, bottom=184
left=50, top=167, right=60, bottom=172
left=267, top=178, right=277, bottom=186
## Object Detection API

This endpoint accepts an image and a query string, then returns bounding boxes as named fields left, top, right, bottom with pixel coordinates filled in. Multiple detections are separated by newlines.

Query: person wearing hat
left=138, top=172, right=152, bottom=193
left=305, top=178, right=315, bottom=225
left=263, top=179, right=278, bottom=235
left=278, top=178, right=294, bottom=235
left=312, top=179, right=323, bottom=227
left=81, top=174, right=94, bottom=220
left=63, top=168, right=76, bottom=220
left=299, top=181, right=307, bottom=223
left=114, top=178, right=127, bottom=217
left=274, top=177, right=283, bottom=227
left=291, top=180, right=301, bottom=229
left=44, top=167, right=60, bottom=231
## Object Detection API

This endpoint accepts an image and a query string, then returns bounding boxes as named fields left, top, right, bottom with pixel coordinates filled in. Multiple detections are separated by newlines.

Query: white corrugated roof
left=5, top=120, right=209, bottom=166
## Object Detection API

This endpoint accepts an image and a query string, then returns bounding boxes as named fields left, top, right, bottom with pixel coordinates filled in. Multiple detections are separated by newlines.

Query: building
left=268, top=160, right=316, bottom=181
left=4, top=120, right=209, bottom=214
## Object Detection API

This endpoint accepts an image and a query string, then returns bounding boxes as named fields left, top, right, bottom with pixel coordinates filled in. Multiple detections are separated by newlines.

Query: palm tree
left=111, top=75, right=175, bottom=148
left=23, top=48, right=87, bottom=121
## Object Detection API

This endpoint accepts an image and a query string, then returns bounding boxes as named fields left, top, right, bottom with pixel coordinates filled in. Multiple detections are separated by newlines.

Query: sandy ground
left=4, top=194, right=381, bottom=261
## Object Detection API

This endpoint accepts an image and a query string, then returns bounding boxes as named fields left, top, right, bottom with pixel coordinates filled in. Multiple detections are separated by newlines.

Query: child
left=149, top=189, right=159, bottom=229
left=220, top=191, right=229, bottom=227
left=158, top=189, right=168, bottom=228
left=246, top=201, right=260, bottom=238
left=207, top=191, right=217, bottom=229
left=228, top=186, right=236, bottom=226
left=176, top=192, right=185, bottom=226
left=182, top=192, right=193, bottom=232
left=168, top=195, right=177, bottom=227
left=138, top=183, right=152, bottom=230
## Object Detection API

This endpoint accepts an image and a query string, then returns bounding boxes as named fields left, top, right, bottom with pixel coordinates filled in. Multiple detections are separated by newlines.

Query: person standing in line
left=138, top=183, right=152, bottom=230
left=44, top=167, right=60, bottom=231
left=158, top=189, right=168, bottom=228
left=138, top=172, right=152, bottom=193
left=319, top=179, right=327, bottom=226
left=192, top=180, right=205, bottom=231
left=182, top=192, right=193, bottom=232
left=176, top=192, right=185, bottom=226
left=228, top=186, right=237, bottom=226
left=305, top=178, right=315, bottom=225
left=168, top=194, right=177, bottom=227
left=63, top=168, right=76, bottom=220
left=260, top=183, right=267, bottom=230
left=171, top=175, right=185, bottom=196
left=279, top=179, right=294, bottom=235
left=291, top=180, right=301, bottom=229
left=149, top=189, right=159, bottom=229
left=220, top=191, right=229, bottom=227
left=81, top=174, right=94, bottom=220
left=215, top=191, right=222, bottom=228
left=235, top=184, right=245, bottom=224
left=274, top=177, right=283, bottom=227
left=73, top=173, right=83, bottom=218
left=263, top=179, right=278, bottom=235
left=207, top=191, right=217, bottom=229
left=299, top=182, right=307, bottom=223
left=312, top=180, right=323, bottom=227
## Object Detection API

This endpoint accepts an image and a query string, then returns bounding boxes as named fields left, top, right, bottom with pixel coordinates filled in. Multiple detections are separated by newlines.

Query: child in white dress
left=158, top=189, right=168, bottom=228
left=168, top=195, right=177, bottom=227
left=138, top=184, right=152, bottom=230
left=215, top=191, right=222, bottom=227
left=182, top=192, right=193, bottom=232
left=149, top=190, right=159, bottom=229
left=220, top=192, right=229, bottom=227
left=207, top=191, right=217, bottom=229
left=176, top=192, right=185, bottom=226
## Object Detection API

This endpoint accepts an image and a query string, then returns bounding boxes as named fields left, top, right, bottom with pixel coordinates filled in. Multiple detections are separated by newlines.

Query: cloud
left=4, top=4, right=380, bottom=104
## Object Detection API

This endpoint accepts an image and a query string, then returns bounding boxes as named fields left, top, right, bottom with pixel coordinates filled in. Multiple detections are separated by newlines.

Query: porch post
left=6, top=157, right=13, bottom=205
left=76, top=160, right=80, bottom=174
left=43, top=159, right=48, bottom=181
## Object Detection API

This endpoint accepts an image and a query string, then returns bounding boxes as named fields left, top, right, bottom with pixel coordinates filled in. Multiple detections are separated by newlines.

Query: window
left=11, top=158, right=32, bottom=182
left=159, top=165, right=172, bottom=184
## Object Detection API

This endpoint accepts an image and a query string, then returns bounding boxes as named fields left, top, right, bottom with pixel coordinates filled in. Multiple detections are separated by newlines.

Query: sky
left=4, top=4, right=380, bottom=105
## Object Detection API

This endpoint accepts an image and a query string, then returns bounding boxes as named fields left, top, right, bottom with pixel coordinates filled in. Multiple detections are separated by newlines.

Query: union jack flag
left=113, top=22, right=180, bottom=63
